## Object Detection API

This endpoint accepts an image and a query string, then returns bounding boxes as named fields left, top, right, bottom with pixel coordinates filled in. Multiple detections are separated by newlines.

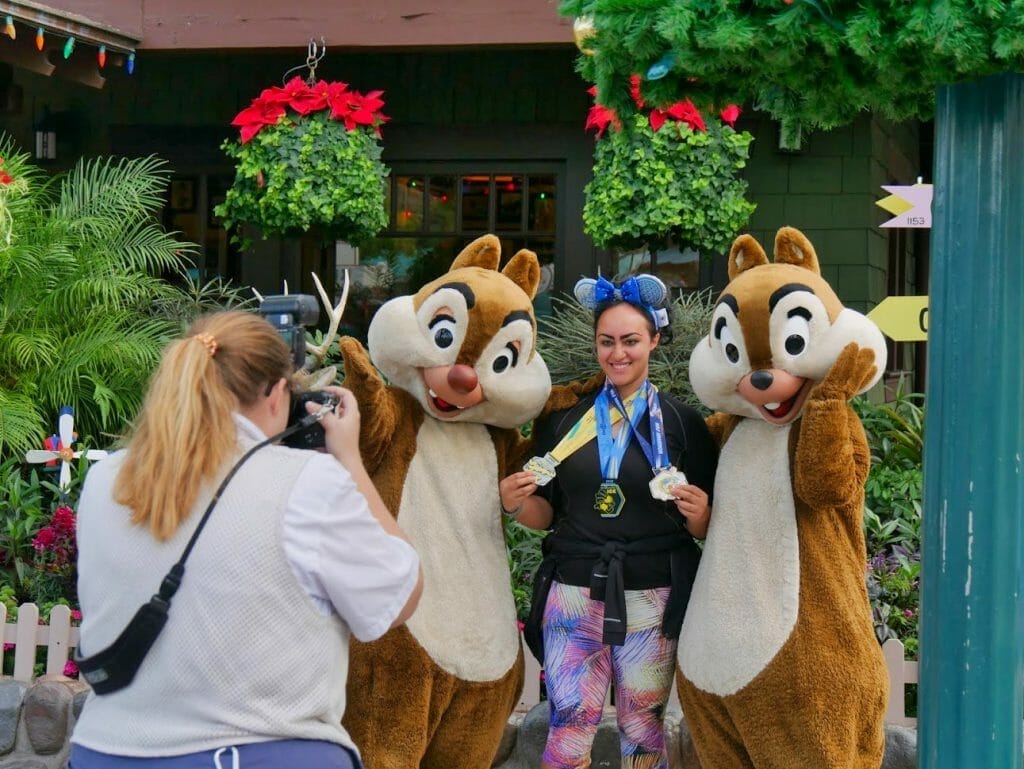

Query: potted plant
left=582, top=78, right=755, bottom=258
left=216, top=76, right=390, bottom=245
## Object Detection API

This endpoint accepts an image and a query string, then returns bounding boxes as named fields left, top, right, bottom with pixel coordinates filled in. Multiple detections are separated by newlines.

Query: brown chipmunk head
left=689, top=227, right=887, bottom=425
left=368, top=234, right=552, bottom=429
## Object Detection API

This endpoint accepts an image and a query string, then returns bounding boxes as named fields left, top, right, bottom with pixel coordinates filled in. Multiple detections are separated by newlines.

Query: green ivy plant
left=216, top=78, right=390, bottom=246
left=585, top=112, right=755, bottom=254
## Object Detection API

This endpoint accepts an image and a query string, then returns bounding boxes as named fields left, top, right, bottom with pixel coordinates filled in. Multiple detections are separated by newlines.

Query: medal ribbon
left=601, top=380, right=671, bottom=475
left=595, top=381, right=649, bottom=481
left=543, top=388, right=643, bottom=465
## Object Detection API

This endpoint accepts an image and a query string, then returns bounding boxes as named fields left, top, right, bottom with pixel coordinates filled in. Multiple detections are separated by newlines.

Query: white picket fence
left=0, top=604, right=918, bottom=728
left=517, top=637, right=919, bottom=728
left=0, top=603, right=79, bottom=682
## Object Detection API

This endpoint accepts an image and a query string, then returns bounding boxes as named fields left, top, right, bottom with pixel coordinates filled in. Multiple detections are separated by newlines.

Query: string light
left=35, top=27, right=43, bottom=50
left=3, top=16, right=15, bottom=40
left=97, top=45, right=106, bottom=68
left=63, top=36, right=75, bottom=59
left=127, top=52, right=135, bottom=74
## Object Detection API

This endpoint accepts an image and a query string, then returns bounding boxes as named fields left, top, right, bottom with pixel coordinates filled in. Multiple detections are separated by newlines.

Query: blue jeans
left=68, top=740, right=361, bottom=769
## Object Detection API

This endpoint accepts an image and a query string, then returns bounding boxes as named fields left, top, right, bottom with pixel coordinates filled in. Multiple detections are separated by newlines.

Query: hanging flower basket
left=583, top=77, right=755, bottom=255
left=216, top=76, right=390, bottom=244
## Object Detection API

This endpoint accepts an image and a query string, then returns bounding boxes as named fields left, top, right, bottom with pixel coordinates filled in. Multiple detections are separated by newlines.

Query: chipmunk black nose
left=751, top=370, right=774, bottom=391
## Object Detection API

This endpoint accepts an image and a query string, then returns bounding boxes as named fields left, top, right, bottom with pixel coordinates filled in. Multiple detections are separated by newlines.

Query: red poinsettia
left=586, top=78, right=721, bottom=138
left=230, top=76, right=388, bottom=144
left=585, top=86, right=621, bottom=138
left=719, top=104, right=742, bottom=127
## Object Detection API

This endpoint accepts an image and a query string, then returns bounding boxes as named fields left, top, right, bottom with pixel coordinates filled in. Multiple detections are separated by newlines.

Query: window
left=345, top=169, right=559, bottom=338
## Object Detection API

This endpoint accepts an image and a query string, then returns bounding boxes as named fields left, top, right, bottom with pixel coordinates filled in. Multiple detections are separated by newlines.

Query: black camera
left=284, top=390, right=337, bottom=450
left=257, top=293, right=320, bottom=370
left=256, top=293, right=333, bottom=449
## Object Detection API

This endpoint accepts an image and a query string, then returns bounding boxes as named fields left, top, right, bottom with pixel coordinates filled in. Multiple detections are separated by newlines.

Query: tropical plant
left=585, top=109, right=756, bottom=255
left=0, top=138, right=190, bottom=459
left=507, top=521, right=546, bottom=622
left=216, top=76, right=390, bottom=246
left=149, top=271, right=256, bottom=332
left=537, top=289, right=714, bottom=410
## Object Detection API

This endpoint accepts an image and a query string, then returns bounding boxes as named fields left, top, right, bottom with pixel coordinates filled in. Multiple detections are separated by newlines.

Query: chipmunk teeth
left=765, top=402, right=781, bottom=410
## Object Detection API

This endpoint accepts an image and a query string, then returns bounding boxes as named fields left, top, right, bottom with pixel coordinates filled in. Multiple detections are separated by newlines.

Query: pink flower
left=52, top=506, right=76, bottom=535
left=3, top=643, right=13, bottom=651
left=32, top=526, right=57, bottom=551
left=63, top=659, right=79, bottom=677
left=71, top=609, right=82, bottom=621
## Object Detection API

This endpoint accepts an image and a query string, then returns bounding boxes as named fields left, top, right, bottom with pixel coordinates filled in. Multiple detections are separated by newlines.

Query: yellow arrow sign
left=868, top=296, right=929, bottom=342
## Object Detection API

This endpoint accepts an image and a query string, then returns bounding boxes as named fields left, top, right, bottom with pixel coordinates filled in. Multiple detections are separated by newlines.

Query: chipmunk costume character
left=338, top=235, right=551, bottom=769
left=677, top=227, right=889, bottom=769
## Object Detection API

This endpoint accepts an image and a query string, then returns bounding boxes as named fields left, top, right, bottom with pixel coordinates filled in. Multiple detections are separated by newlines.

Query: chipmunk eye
left=719, top=326, right=742, bottom=366
left=429, top=316, right=457, bottom=350
left=492, top=343, right=519, bottom=373
left=783, top=312, right=811, bottom=357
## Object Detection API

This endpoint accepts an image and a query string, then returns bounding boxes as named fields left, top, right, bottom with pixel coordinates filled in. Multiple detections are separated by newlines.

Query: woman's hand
left=312, top=386, right=363, bottom=468
left=500, top=471, right=538, bottom=515
left=671, top=483, right=710, bottom=539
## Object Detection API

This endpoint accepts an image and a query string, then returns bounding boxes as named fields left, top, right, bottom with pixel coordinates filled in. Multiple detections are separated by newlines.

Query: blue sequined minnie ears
left=573, top=274, right=670, bottom=330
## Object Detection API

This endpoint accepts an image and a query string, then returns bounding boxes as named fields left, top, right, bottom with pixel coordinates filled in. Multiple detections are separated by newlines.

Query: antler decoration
left=307, top=269, right=349, bottom=364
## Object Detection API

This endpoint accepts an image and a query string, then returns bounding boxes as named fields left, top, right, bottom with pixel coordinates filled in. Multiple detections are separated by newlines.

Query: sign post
left=919, top=71, right=1024, bottom=769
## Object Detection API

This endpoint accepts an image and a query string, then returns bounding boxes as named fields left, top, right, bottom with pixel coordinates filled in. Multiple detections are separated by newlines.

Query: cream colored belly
left=678, top=419, right=800, bottom=696
left=399, top=419, right=519, bottom=682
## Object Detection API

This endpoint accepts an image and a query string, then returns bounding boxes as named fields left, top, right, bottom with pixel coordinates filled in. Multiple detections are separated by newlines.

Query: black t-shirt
left=534, top=389, right=718, bottom=589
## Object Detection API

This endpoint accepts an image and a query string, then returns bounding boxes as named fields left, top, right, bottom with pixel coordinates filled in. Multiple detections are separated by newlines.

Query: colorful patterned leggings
left=541, top=581, right=676, bottom=769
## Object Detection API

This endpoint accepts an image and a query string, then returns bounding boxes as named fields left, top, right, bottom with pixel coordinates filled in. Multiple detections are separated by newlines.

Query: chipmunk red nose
left=448, top=364, right=479, bottom=394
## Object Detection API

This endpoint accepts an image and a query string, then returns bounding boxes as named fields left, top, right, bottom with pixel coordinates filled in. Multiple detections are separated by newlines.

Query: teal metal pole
left=919, top=71, right=1024, bottom=769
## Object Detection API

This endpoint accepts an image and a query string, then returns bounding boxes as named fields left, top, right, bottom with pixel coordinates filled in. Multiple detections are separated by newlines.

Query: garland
left=560, top=0, right=1024, bottom=132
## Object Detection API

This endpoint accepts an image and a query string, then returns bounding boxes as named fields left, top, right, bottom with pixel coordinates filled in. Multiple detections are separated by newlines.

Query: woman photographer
left=70, top=310, right=422, bottom=769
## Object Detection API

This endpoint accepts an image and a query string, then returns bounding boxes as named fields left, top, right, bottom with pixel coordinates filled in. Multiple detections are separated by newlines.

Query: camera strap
left=76, top=404, right=334, bottom=694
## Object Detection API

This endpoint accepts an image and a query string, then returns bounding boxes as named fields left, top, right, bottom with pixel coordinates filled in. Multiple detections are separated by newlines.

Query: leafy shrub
left=855, top=387, right=924, bottom=660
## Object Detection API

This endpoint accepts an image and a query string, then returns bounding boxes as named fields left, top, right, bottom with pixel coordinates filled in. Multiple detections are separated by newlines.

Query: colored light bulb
left=127, top=52, right=135, bottom=75
left=4, top=16, right=15, bottom=40
left=97, top=45, right=106, bottom=68
left=35, top=27, right=43, bottom=51
left=63, top=36, right=75, bottom=59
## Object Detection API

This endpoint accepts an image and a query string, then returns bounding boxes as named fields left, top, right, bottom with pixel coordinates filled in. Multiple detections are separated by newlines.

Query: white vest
left=72, top=438, right=357, bottom=756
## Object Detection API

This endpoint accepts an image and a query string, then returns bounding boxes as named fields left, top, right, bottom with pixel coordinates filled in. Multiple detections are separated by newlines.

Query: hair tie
left=573, top=274, right=670, bottom=329
left=194, top=332, right=218, bottom=358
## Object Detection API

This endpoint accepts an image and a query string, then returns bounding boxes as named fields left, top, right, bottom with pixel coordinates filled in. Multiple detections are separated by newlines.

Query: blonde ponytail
left=114, top=311, right=293, bottom=540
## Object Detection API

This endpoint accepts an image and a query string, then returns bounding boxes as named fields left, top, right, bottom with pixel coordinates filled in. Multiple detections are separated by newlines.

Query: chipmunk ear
left=501, top=248, right=541, bottom=299
left=728, top=234, right=769, bottom=280
left=773, top=226, right=821, bottom=274
left=450, top=234, right=501, bottom=271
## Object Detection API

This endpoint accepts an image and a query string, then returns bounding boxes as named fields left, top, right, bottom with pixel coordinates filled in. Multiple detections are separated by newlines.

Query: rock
left=0, top=682, right=28, bottom=755
left=0, top=758, right=50, bottom=768
left=493, top=712, right=524, bottom=766
left=23, top=682, right=72, bottom=755
left=675, top=715, right=701, bottom=769
left=882, top=724, right=917, bottom=769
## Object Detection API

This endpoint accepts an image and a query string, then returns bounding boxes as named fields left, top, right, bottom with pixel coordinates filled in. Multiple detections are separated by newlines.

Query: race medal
left=594, top=481, right=626, bottom=518
left=649, top=466, right=688, bottom=501
left=524, top=453, right=559, bottom=487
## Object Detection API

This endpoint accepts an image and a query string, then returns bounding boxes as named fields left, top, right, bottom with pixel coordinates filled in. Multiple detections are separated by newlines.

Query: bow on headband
left=574, top=274, right=670, bottom=329
left=595, top=276, right=642, bottom=305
